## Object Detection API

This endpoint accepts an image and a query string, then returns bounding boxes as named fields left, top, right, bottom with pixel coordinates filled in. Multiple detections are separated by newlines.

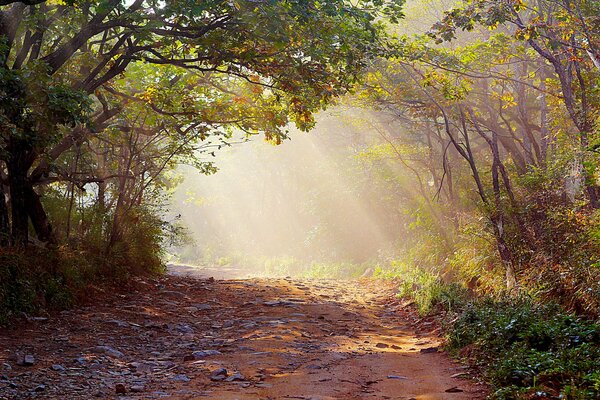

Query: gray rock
left=173, top=324, right=194, bottom=334
left=225, top=372, right=245, bottom=382
left=130, top=385, right=145, bottom=392
left=210, top=368, right=228, bottom=381
left=51, top=364, right=65, bottom=371
left=91, top=345, right=125, bottom=359
left=108, top=320, right=129, bottom=327
left=20, top=355, right=35, bottom=366
left=173, top=374, right=190, bottom=382
left=192, top=350, right=222, bottom=358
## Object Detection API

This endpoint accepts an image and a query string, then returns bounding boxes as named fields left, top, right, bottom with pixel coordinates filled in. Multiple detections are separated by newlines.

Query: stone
left=51, top=364, right=66, bottom=372
left=192, top=350, right=222, bottom=359
left=225, top=372, right=245, bottom=382
left=108, top=320, right=129, bottom=327
left=173, top=374, right=190, bottom=382
left=387, top=375, right=408, bottom=380
left=419, top=347, right=438, bottom=354
left=18, top=354, right=36, bottom=366
left=91, top=346, right=125, bottom=359
left=129, top=361, right=153, bottom=373
left=445, top=387, right=464, bottom=393
left=210, top=368, right=228, bottom=381
left=174, top=324, right=194, bottom=334
left=34, top=384, right=46, bottom=392
left=130, top=385, right=145, bottom=393
left=115, top=383, right=127, bottom=394
left=375, top=343, right=389, bottom=348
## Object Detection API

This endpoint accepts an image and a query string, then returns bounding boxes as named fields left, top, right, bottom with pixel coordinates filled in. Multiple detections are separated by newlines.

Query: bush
left=375, top=261, right=469, bottom=314
left=0, top=248, right=87, bottom=324
left=447, top=297, right=600, bottom=399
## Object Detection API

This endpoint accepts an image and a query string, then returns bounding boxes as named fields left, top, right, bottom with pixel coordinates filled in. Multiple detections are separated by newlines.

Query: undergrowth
left=448, top=298, right=600, bottom=399
left=0, top=209, right=167, bottom=325
left=378, top=263, right=600, bottom=399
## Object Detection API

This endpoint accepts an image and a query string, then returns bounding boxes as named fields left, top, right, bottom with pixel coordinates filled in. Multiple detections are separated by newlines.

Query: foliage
left=447, top=298, right=600, bottom=399
left=0, top=0, right=402, bottom=320
left=375, top=262, right=469, bottom=314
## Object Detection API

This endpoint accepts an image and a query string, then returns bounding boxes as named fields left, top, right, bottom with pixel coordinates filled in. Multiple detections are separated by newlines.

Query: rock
left=391, top=345, right=402, bottom=350
left=193, top=303, right=212, bottom=310
left=387, top=375, right=408, bottom=380
left=210, top=368, right=228, bottom=381
left=20, top=355, right=35, bottom=366
left=419, top=347, right=439, bottom=354
left=225, top=372, right=245, bottom=382
left=192, top=350, right=222, bottom=359
left=263, top=300, right=295, bottom=307
left=74, top=356, right=88, bottom=366
left=108, top=320, right=129, bottom=327
left=115, top=383, right=127, bottom=394
left=173, top=374, right=190, bottom=382
left=129, top=361, right=153, bottom=373
left=91, top=345, right=125, bottom=359
left=130, top=385, right=145, bottom=393
left=173, top=324, right=194, bottom=334
left=51, top=364, right=66, bottom=372
left=445, top=387, right=464, bottom=393
left=375, top=343, right=389, bottom=348
left=34, top=384, right=46, bottom=392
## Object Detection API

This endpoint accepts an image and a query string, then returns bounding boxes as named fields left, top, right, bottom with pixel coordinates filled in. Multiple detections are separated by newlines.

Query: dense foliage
left=0, top=0, right=400, bottom=317
left=2, top=0, right=600, bottom=396
left=448, top=299, right=600, bottom=399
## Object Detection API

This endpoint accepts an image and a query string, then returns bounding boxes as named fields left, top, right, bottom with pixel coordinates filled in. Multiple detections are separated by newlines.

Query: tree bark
left=24, top=185, right=56, bottom=245
left=0, top=183, right=9, bottom=246
left=7, top=157, right=30, bottom=246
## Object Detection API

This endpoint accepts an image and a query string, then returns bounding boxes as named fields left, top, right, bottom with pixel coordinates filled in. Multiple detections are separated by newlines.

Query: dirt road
left=0, top=266, right=487, bottom=399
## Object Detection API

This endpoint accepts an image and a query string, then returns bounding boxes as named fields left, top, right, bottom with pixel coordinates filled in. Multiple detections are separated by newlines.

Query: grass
left=374, top=261, right=469, bottom=314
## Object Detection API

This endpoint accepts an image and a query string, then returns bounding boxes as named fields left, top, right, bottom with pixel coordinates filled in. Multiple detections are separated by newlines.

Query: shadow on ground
left=0, top=268, right=487, bottom=399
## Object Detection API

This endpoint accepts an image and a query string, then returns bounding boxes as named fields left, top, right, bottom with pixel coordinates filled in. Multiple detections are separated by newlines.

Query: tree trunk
left=24, top=185, right=56, bottom=244
left=8, top=163, right=30, bottom=246
left=0, top=183, right=9, bottom=246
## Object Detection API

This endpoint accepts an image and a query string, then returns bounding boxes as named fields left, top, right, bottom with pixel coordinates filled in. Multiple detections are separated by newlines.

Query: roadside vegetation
left=375, top=264, right=600, bottom=399
left=2, top=0, right=600, bottom=397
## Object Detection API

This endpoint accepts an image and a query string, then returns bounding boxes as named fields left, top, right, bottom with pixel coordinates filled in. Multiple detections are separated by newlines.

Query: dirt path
left=0, top=266, right=487, bottom=399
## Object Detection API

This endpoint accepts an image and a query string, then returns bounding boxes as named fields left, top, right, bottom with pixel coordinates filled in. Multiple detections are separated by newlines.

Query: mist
left=169, top=110, right=403, bottom=276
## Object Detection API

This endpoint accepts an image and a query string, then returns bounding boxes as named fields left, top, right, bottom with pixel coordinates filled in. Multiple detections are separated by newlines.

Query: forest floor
left=0, top=265, right=488, bottom=400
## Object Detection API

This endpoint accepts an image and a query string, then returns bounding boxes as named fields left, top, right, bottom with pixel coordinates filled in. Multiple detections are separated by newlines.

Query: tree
left=0, top=0, right=403, bottom=246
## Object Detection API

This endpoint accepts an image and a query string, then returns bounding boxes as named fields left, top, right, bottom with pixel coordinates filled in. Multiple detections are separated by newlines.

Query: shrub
left=447, top=297, right=600, bottom=399
left=376, top=261, right=469, bottom=314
